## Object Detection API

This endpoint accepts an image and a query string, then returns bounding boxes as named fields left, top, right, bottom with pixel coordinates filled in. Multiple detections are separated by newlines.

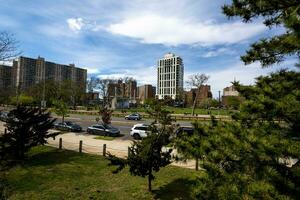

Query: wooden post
left=128, top=147, right=131, bottom=157
left=103, top=144, right=106, bottom=156
left=59, top=138, right=62, bottom=149
left=79, top=140, right=82, bottom=153
left=195, top=158, right=199, bottom=171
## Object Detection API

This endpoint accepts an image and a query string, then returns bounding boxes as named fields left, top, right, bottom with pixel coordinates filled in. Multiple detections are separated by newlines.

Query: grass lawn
left=3, top=146, right=200, bottom=200
left=93, top=136, right=116, bottom=141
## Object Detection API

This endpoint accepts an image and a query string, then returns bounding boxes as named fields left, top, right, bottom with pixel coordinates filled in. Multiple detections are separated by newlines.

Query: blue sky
left=0, top=0, right=295, bottom=97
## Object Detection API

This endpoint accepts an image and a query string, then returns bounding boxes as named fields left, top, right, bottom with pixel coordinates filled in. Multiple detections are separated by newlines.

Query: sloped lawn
left=4, top=146, right=200, bottom=200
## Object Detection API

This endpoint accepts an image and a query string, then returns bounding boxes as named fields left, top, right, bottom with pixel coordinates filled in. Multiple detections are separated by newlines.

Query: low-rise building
left=185, top=85, right=212, bottom=107
left=137, top=84, right=156, bottom=104
left=222, top=85, right=242, bottom=108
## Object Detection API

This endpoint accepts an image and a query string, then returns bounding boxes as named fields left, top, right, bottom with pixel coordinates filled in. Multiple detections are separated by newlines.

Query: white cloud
left=107, top=14, right=265, bottom=46
left=97, top=66, right=157, bottom=86
left=67, top=18, right=85, bottom=32
left=201, top=47, right=236, bottom=58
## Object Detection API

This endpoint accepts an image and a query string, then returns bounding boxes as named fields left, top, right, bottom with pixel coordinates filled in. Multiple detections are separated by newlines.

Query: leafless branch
left=0, top=31, right=21, bottom=62
left=186, top=73, right=209, bottom=88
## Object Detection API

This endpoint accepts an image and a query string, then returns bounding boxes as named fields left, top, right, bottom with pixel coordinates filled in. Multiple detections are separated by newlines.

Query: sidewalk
left=47, top=132, right=197, bottom=169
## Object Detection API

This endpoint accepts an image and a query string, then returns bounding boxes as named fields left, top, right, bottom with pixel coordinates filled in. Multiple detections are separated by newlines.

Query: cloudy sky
left=0, top=0, right=295, bottom=97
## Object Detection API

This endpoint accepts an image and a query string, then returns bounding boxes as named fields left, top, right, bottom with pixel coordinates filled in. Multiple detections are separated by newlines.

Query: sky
left=0, top=0, right=296, bottom=97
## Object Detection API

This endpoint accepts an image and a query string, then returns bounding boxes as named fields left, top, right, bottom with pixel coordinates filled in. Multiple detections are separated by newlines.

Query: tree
left=223, top=0, right=300, bottom=67
left=97, top=79, right=113, bottom=107
left=59, top=80, right=85, bottom=109
left=175, top=1, right=300, bottom=198
left=198, top=98, right=219, bottom=109
left=98, top=107, right=113, bottom=125
left=106, top=101, right=174, bottom=191
left=25, top=80, right=60, bottom=107
left=0, top=106, right=56, bottom=161
left=10, top=94, right=34, bottom=106
left=179, top=70, right=300, bottom=199
left=225, top=96, right=242, bottom=109
left=186, top=73, right=209, bottom=116
left=52, top=99, right=68, bottom=123
left=0, top=31, right=20, bottom=62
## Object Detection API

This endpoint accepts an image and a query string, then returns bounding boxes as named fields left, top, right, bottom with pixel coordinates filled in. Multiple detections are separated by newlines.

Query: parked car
left=0, top=111, right=8, bottom=122
left=53, top=121, right=82, bottom=132
left=125, top=113, right=141, bottom=120
left=130, top=124, right=150, bottom=139
left=87, top=124, right=120, bottom=136
left=175, top=127, right=194, bottom=137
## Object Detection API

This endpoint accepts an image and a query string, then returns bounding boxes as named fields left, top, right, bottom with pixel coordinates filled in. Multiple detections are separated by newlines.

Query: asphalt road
left=53, top=113, right=193, bottom=141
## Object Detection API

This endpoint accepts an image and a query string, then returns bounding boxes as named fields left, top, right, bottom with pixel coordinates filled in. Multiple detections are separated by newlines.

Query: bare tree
left=0, top=31, right=21, bottom=62
left=186, top=73, right=209, bottom=116
left=87, top=76, right=98, bottom=93
left=97, top=79, right=113, bottom=107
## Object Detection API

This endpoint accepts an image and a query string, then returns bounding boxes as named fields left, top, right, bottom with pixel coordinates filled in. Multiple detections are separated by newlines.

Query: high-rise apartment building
left=0, top=65, right=13, bottom=90
left=157, top=53, right=184, bottom=99
left=13, top=56, right=87, bottom=91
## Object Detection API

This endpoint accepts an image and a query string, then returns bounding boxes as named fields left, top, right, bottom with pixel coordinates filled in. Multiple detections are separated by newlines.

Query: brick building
left=185, top=85, right=212, bottom=107
left=137, top=84, right=156, bottom=104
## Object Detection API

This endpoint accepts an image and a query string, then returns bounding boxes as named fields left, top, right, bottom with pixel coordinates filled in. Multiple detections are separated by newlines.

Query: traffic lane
left=52, top=113, right=193, bottom=127
left=53, top=117, right=134, bottom=141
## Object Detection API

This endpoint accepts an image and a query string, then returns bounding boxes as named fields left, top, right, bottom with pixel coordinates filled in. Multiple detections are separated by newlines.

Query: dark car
left=175, top=127, right=194, bottom=136
left=53, top=121, right=82, bottom=132
left=125, top=113, right=141, bottom=120
left=87, top=124, right=120, bottom=136
left=0, top=111, right=8, bottom=122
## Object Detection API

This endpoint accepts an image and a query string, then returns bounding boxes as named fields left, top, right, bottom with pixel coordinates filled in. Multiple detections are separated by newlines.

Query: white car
left=130, top=124, right=149, bottom=140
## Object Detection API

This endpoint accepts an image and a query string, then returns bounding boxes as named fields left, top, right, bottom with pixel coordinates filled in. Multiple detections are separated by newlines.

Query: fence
left=47, top=137, right=129, bottom=158
left=47, top=137, right=197, bottom=170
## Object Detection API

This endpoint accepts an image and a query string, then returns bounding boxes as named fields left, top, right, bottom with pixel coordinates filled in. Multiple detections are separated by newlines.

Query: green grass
left=93, top=136, right=116, bottom=141
left=4, top=146, right=200, bottom=200
left=117, top=106, right=234, bottom=116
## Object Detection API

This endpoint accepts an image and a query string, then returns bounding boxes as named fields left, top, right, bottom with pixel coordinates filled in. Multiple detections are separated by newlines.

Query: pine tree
left=106, top=101, right=174, bottom=191
left=176, top=71, right=300, bottom=199
left=0, top=106, right=56, bottom=161
left=222, top=0, right=300, bottom=67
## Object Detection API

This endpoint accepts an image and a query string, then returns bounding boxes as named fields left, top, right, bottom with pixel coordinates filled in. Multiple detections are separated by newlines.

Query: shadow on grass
left=153, top=178, right=196, bottom=200
left=25, top=146, right=83, bottom=167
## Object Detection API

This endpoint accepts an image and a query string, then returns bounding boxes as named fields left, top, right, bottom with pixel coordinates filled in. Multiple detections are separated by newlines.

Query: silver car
left=87, top=124, right=120, bottom=136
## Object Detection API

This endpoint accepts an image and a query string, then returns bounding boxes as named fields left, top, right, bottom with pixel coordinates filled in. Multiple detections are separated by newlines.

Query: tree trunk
left=195, top=157, right=199, bottom=171
left=62, top=115, right=65, bottom=123
left=148, top=173, right=152, bottom=192
left=191, top=88, right=200, bottom=116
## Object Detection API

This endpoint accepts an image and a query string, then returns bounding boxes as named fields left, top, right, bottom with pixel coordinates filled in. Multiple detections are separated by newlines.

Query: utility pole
left=218, top=90, right=221, bottom=107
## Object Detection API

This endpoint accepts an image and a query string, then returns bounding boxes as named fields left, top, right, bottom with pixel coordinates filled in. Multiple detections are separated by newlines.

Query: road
left=52, top=113, right=194, bottom=140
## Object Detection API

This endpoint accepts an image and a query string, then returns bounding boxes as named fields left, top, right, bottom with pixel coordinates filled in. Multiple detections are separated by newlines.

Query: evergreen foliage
left=107, top=101, right=174, bottom=191
left=0, top=106, right=56, bottom=162
left=223, top=0, right=300, bottom=67
left=175, top=71, right=300, bottom=199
